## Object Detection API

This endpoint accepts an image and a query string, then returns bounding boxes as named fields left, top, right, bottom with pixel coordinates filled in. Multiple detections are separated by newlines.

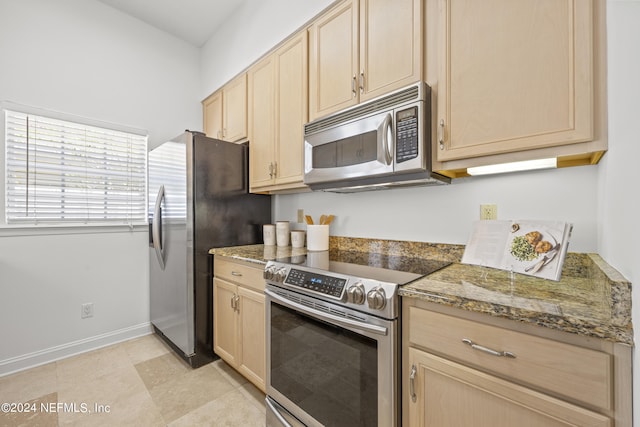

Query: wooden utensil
left=319, top=214, right=327, bottom=225
left=324, top=214, right=334, bottom=225
left=305, top=215, right=314, bottom=225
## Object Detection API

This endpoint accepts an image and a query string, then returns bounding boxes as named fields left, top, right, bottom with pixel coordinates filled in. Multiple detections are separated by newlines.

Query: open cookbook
left=461, top=220, right=573, bottom=281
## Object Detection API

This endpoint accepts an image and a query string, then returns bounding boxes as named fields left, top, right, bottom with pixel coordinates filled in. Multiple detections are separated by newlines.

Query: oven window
left=312, top=131, right=378, bottom=169
left=270, top=303, right=378, bottom=426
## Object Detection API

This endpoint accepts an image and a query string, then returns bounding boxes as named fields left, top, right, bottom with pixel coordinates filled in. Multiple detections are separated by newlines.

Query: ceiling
left=96, top=0, right=246, bottom=47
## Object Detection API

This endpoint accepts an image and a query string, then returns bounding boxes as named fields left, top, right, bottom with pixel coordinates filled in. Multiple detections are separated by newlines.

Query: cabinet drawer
left=408, top=307, right=612, bottom=410
left=214, top=257, right=265, bottom=292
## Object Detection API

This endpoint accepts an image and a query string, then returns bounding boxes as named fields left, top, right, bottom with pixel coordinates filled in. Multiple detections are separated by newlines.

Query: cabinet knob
left=359, top=71, right=364, bottom=94
left=438, top=119, right=445, bottom=150
left=351, top=75, right=357, bottom=97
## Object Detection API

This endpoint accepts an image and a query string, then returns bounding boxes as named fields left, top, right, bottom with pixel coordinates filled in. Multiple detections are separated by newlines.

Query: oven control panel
left=285, top=269, right=347, bottom=298
left=264, top=261, right=399, bottom=318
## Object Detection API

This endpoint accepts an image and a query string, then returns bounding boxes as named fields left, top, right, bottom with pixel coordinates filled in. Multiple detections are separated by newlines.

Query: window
left=4, top=109, right=148, bottom=226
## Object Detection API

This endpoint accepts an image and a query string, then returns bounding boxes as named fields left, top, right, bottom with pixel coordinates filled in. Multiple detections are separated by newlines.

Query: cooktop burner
left=274, top=250, right=451, bottom=286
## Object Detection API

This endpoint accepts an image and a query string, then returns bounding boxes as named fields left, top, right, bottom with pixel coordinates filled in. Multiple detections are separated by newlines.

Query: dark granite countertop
left=210, top=237, right=633, bottom=345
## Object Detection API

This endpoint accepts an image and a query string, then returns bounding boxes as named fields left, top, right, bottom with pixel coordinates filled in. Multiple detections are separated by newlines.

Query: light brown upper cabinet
left=203, top=73, right=247, bottom=142
left=203, top=91, right=223, bottom=140
left=430, top=0, right=606, bottom=175
left=309, top=0, right=422, bottom=121
left=249, top=31, right=309, bottom=193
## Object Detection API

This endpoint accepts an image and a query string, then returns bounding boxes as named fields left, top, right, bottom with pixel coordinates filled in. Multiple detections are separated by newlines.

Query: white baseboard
left=0, top=322, right=153, bottom=377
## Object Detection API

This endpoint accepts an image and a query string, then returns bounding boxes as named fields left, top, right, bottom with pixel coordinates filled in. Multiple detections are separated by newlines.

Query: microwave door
left=304, top=111, right=394, bottom=185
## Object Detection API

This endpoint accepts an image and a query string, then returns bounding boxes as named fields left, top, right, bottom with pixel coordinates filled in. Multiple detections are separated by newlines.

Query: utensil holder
left=306, top=224, right=329, bottom=251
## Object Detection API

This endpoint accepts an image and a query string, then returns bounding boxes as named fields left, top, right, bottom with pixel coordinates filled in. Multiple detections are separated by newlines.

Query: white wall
left=276, top=166, right=600, bottom=251
left=0, top=0, right=201, bottom=374
left=200, top=0, right=334, bottom=98
left=600, top=0, right=640, bottom=422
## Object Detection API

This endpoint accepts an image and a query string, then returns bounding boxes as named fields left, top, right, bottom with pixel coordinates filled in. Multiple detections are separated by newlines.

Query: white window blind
left=5, top=110, right=148, bottom=225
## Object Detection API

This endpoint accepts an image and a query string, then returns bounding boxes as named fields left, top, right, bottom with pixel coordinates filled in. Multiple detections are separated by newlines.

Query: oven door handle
left=266, top=289, right=388, bottom=336
left=266, top=397, right=294, bottom=427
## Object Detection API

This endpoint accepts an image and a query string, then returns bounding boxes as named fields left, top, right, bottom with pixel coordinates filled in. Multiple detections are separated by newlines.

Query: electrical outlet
left=480, top=204, right=497, bottom=220
left=297, top=209, right=304, bottom=223
left=81, top=303, right=94, bottom=319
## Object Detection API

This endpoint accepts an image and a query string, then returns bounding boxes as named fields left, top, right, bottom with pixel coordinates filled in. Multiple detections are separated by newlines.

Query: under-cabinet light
left=467, top=158, right=557, bottom=176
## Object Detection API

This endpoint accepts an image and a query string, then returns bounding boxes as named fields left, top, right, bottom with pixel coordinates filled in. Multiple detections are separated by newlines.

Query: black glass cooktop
left=274, top=250, right=451, bottom=286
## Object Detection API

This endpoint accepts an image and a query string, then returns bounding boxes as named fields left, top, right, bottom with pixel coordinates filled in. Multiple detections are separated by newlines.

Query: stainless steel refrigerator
left=148, top=130, right=271, bottom=368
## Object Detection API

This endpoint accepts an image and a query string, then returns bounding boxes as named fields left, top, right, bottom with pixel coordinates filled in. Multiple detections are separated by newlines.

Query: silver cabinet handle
left=438, top=119, right=445, bottom=150
left=352, top=75, right=357, bottom=96
left=462, top=338, right=516, bottom=358
left=231, top=271, right=243, bottom=277
left=410, top=364, right=417, bottom=402
left=273, top=161, right=278, bottom=178
left=230, top=294, right=240, bottom=312
left=359, top=70, right=364, bottom=94
left=268, top=162, right=274, bottom=179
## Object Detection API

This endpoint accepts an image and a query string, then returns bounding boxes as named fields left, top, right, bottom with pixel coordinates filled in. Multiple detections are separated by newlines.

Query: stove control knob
left=367, top=287, right=387, bottom=310
left=263, top=266, right=275, bottom=280
left=346, top=282, right=365, bottom=304
left=273, top=267, right=288, bottom=283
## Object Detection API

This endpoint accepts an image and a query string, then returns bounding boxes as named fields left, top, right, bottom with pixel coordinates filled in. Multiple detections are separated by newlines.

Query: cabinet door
left=203, top=91, right=223, bottom=139
left=213, top=278, right=238, bottom=366
left=237, top=287, right=266, bottom=392
left=407, top=348, right=610, bottom=427
left=359, top=0, right=422, bottom=102
left=309, top=0, right=359, bottom=120
left=435, top=0, right=593, bottom=162
left=248, top=56, right=276, bottom=190
left=275, top=31, right=308, bottom=187
left=223, top=74, right=248, bottom=142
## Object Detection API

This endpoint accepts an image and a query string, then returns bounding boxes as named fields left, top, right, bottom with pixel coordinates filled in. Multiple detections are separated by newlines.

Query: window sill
left=0, top=223, right=148, bottom=237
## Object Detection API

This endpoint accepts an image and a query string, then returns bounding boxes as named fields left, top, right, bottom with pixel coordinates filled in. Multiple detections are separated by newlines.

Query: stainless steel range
left=264, top=251, right=450, bottom=427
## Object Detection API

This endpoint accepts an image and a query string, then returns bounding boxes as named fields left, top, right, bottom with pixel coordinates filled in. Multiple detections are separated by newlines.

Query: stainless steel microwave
left=303, top=82, right=449, bottom=192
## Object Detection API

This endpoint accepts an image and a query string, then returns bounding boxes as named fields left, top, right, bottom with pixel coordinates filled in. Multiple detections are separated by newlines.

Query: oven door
left=303, top=109, right=394, bottom=185
left=265, top=287, right=398, bottom=427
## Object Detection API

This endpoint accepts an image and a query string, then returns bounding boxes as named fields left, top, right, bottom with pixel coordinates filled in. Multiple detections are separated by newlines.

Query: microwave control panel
left=395, top=106, right=419, bottom=163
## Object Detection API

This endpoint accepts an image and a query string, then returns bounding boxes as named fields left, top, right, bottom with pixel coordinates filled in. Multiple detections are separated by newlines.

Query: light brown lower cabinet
left=408, top=348, right=610, bottom=427
left=403, top=299, right=632, bottom=427
left=213, top=257, right=266, bottom=392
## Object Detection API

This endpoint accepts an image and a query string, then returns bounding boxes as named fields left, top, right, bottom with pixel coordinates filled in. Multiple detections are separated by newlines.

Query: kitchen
left=0, top=0, right=638, bottom=426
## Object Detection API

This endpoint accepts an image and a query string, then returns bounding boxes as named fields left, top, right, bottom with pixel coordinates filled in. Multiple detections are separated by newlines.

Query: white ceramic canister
left=263, top=224, right=276, bottom=246
left=290, top=230, right=305, bottom=248
left=276, top=221, right=290, bottom=247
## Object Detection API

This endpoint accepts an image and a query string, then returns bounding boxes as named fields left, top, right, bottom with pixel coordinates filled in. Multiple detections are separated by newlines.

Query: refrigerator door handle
left=152, top=185, right=166, bottom=270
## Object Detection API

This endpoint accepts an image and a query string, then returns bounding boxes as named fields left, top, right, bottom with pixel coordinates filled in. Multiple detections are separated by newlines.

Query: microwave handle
left=377, top=113, right=393, bottom=165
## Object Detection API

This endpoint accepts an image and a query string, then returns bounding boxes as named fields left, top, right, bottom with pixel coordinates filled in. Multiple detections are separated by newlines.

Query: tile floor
left=0, top=334, right=266, bottom=426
